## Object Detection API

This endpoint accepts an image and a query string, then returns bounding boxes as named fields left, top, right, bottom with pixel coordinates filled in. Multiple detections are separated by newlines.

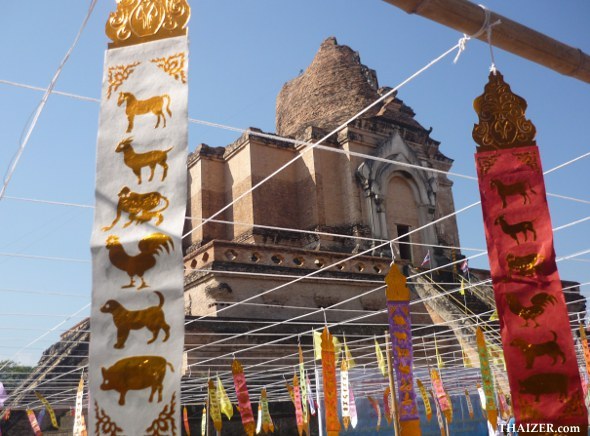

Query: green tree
left=0, top=360, right=33, bottom=394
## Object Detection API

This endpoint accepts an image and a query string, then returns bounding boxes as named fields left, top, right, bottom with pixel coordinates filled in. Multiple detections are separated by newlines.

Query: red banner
left=321, top=327, right=340, bottom=436
left=473, top=71, right=586, bottom=430
left=232, top=359, right=255, bottom=436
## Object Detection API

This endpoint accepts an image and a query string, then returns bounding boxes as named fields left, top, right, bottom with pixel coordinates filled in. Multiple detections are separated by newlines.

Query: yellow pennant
left=416, top=379, right=432, bottom=421
left=35, top=391, right=59, bottom=429
left=374, top=337, right=387, bottom=377
left=343, top=336, right=356, bottom=369
left=434, top=334, right=444, bottom=369
left=209, top=379, right=222, bottom=432
left=217, top=376, right=234, bottom=420
left=459, top=278, right=465, bottom=295
left=261, top=388, right=274, bottom=434
left=313, top=330, right=342, bottom=361
left=460, top=342, right=473, bottom=368
left=476, top=328, right=497, bottom=427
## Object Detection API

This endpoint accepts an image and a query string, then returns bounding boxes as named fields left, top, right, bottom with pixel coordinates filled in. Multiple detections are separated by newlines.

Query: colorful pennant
left=35, top=391, right=58, bottom=429
left=232, top=359, right=255, bottom=436
left=217, top=376, right=234, bottom=420
left=256, top=403, right=262, bottom=435
left=465, top=389, right=474, bottom=419
left=201, top=406, right=207, bottom=436
left=430, top=368, right=451, bottom=424
left=209, top=379, right=222, bottom=432
left=306, top=374, right=316, bottom=416
left=183, top=406, right=191, bottom=436
left=476, top=328, right=497, bottom=426
left=343, top=336, right=356, bottom=369
left=383, top=387, right=392, bottom=425
left=473, top=71, right=586, bottom=429
left=26, top=409, right=42, bottom=436
left=0, top=383, right=5, bottom=409
left=260, top=388, right=274, bottom=434
left=73, top=374, right=85, bottom=436
left=298, top=343, right=309, bottom=433
left=374, top=337, right=387, bottom=377
left=320, top=327, right=340, bottom=435
left=293, top=374, right=305, bottom=436
left=349, top=383, right=358, bottom=429
left=340, top=357, right=350, bottom=430
left=416, top=379, right=432, bottom=421
left=385, top=264, right=421, bottom=434
left=580, top=324, right=590, bottom=380
left=367, top=395, right=381, bottom=431
left=431, top=390, right=447, bottom=436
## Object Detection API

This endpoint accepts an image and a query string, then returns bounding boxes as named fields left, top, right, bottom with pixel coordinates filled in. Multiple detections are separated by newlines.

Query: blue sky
left=0, top=0, right=589, bottom=365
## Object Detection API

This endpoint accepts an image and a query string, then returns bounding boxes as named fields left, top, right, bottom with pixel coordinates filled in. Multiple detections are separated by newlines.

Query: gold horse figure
left=102, top=187, right=169, bottom=231
left=118, top=92, right=172, bottom=133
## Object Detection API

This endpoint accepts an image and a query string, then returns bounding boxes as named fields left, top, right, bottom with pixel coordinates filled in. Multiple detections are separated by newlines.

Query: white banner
left=89, top=35, right=188, bottom=435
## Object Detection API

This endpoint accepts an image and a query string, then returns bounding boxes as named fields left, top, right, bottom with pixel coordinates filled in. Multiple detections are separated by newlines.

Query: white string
left=0, top=0, right=98, bottom=200
left=453, top=4, right=502, bottom=67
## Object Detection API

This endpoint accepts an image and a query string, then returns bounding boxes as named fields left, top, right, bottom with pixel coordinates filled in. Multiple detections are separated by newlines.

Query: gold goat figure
left=494, top=214, right=537, bottom=245
left=115, top=137, right=172, bottom=184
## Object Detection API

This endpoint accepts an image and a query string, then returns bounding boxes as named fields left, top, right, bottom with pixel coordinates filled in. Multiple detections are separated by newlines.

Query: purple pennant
left=0, top=383, right=7, bottom=408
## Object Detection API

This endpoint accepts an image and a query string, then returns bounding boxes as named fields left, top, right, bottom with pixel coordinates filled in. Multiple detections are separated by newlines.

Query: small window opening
left=397, top=224, right=412, bottom=261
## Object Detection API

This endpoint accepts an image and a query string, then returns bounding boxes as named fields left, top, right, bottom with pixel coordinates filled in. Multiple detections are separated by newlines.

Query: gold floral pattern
left=145, top=392, right=177, bottom=436
left=94, top=401, right=123, bottom=435
left=513, top=151, right=540, bottom=172
left=106, top=0, right=190, bottom=48
left=151, top=52, right=187, bottom=84
left=107, top=62, right=140, bottom=99
left=476, top=155, right=499, bottom=176
left=473, top=71, right=537, bottom=151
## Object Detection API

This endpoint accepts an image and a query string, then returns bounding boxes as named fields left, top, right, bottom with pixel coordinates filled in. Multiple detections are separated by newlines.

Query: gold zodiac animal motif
left=100, top=291, right=170, bottom=349
left=118, top=92, right=171, bottom=133
left=106, top=233, right=174, bottom=289
left=115, top=137, right=172, bottom=184
left=102, top=187, right=169, bottom=231
left=490, top=179, right=537, bottom=208
left=100, top=355, right=174, bottom=405
left=506, top=252, right=544, bottom=278
left=494, top=214, right=537, bottom=245
left=510, top=330, right=565, bottom=369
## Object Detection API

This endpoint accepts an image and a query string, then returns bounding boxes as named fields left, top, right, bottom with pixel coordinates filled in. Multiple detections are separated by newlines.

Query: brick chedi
left=276, top=36, right=380, bottom=138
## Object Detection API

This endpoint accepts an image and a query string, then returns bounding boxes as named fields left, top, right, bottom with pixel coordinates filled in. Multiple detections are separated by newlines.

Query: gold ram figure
left=102, top=187, right=169, bottom=231
left=118, top=92, right=172, bottom=133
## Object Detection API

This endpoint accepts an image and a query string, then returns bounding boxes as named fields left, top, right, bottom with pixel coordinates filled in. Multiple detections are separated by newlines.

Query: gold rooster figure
left=106, top=233, right=174, bottom=290
left=505, top=292, right=557, bottom=327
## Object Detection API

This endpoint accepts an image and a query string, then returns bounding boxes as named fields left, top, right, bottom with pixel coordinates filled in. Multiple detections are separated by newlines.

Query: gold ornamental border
left=106, top=0, right=190, bottom=49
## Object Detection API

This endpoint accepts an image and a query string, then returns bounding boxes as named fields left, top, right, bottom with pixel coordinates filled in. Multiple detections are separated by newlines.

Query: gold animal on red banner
left=490, top=179, right=537, bottom=208
left=117, top=92, right=172, bottom=133
left=505, top=292, right=557, bottom=327
left=494, top=214, right=537, bottom=245
left=100, top=355, right=174, bottom=405
left=510, top=330, right=565, bottom=369
left=106, top=233, right=174, bottom=289
left=100, top=291, right=170, bottom=349
left=102, top=187, right=169, bottom=231
left=506, top=253, right=544, bottom=278
left=115, top=137, right=172, bottom=184
left=518, top=373, right=568, bottom=402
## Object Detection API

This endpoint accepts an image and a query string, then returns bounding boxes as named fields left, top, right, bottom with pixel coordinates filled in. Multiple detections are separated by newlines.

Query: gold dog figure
left=100, top=291, right=170, bottom=349
left=100, top=355, right=174, bottom=405
left=118, top=92, right=171, bottom=133
left=102, top=187, right=169, bottom=231
left=510, top=330, right=565, bottom=369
